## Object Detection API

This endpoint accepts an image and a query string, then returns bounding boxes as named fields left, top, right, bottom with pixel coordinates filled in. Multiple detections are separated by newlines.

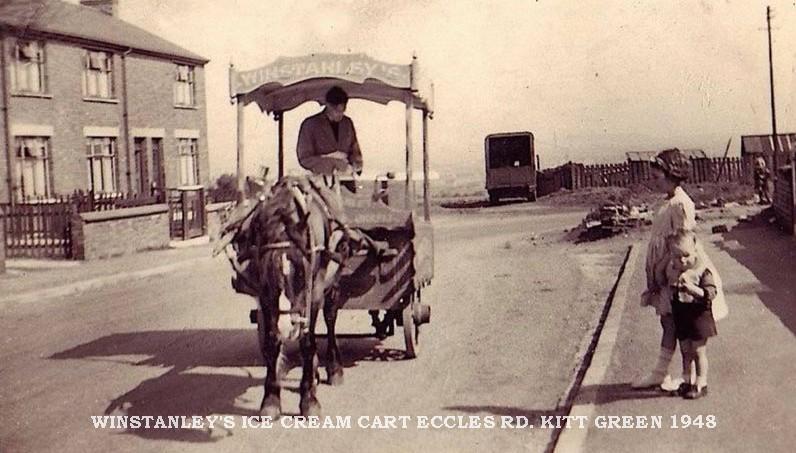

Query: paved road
left=0, top=204, right=627, bottom=453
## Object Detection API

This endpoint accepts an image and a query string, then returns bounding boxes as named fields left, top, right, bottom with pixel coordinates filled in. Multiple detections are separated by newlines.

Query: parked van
left=484, top=132, right=536, bottom=203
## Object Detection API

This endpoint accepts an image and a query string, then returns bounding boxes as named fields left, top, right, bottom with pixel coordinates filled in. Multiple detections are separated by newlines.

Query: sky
left=72, top=0, right=796, bottom=178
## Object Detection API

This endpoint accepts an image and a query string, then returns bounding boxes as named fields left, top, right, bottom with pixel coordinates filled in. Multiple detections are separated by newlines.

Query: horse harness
left=223, top=176, right=354, bottom=336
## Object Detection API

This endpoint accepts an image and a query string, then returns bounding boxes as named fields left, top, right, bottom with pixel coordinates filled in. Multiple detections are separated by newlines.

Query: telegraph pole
left=766, top=5, right=780, bottom=174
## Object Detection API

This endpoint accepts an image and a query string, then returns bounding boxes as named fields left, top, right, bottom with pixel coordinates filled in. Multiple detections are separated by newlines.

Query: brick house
left=0, top=0, right=210, bottom=204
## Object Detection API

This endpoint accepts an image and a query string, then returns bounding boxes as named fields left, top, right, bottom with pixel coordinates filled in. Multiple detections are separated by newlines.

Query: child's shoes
left=660, top=375, right=684, bottom=392
left=684, top=385, right=708, bottom=400
left=676, top=382, right=691, bottom=397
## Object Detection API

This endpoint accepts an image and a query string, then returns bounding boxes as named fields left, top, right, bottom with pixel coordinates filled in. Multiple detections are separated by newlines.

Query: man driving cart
left=297, top=86, right=363, bottom=177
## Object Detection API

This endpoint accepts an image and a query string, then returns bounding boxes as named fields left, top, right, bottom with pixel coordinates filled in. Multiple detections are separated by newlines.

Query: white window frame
left=174, top=64, right=196, bottom=107
left=14, top=136, right=51, bottom=200
left=83, top=50, right=115, bottom=99
left=178, top=138, right=199, bottom=186
left=86, top=137, right=118, bottom=193
left=11, top=40, right=46, bottom=94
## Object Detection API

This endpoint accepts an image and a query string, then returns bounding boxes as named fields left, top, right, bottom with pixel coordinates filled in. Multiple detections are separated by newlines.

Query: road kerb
left=544, top=243, right=640, bottom=453
left=0, top=256, right=212, bottom=306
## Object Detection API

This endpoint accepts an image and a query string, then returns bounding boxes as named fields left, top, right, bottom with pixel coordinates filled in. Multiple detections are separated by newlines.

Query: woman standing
left=632, top=149, right=728, bottom=390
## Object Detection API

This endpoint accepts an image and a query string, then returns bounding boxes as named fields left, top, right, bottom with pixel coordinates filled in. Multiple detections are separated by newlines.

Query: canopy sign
left=231, top=53, right=412, bottom=97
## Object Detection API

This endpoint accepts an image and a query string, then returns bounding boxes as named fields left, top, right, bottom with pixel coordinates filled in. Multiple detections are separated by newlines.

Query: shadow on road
left=50, top=328, right=385, bottom=443
left=439, top=198, right=530, bottom=209
left=573, top=383, right=674, bottom=405
left=439, top=199, right=491, bottom=209
left=717, top=211, right=796, bottom=336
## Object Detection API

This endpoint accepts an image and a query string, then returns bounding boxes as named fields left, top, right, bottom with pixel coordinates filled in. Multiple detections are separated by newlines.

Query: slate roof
left=741, top=134, right=796, bottom=155
left=0, top=0, right=208, bottom=64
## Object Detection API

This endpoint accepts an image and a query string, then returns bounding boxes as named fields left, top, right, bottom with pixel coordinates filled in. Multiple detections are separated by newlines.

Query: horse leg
left=369, top=310, right=388, bottom=339
left=299, top=302, right=322, bottom=416
left=259, top=293, right=282, bottom=419
left=323, top=291, right=344, bottom=386
left=383, top=310, right=397, bottom=337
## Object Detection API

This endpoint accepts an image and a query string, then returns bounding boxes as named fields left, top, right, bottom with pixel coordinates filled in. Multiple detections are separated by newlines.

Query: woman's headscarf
left=652, top=148, right=691, bottom=181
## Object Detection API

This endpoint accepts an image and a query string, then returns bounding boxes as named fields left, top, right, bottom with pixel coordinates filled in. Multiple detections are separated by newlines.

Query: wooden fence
left=1, top=191, right=164, bottom=259
left=0, top=198, right=73, bottom=259
left=773, top=159, right=796, bottom=235
left=538, top=156, right=752, bottom=197
left=70, top=190, right=163, bottom=212
left=580, top=163, right=631, bottom=189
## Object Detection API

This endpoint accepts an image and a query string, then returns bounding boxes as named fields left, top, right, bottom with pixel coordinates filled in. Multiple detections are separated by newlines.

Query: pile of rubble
left=577, top=199, right=767, bottom=241
left=582, top=204, right=653, bottom=235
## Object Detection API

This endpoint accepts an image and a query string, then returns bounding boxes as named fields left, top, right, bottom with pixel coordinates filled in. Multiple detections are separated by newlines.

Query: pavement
left=0, top=237, right=217, bottom=306
left=554, top=210, right=796, bottom=453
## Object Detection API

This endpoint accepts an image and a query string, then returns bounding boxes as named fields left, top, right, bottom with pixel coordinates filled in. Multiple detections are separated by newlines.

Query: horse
left=225, top=175, right=354, bottom=417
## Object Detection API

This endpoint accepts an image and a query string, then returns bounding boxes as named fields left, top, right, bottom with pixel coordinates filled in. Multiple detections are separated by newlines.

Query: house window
left=174, top=64, right=195, bottom=106
left=86, top=137, right=117, bottom=192
left=83, top=50, right=114, bottom=98
left=14, top=137, right=51, bottom=199
left=178, top=138, right=199, bottom=185
left=11, top=41, right=46, bottom=93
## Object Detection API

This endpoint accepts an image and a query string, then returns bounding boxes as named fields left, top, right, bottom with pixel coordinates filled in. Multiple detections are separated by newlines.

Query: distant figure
left=753, top=157, right=771, bottom=204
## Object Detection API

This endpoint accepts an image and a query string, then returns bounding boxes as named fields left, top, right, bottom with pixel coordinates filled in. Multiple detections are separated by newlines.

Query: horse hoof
left=300, top=398, right=321, bottom=417
left=260, top=397, right=281, bottom=419
left=261, top=405, right=281, bottom=419
left=328, top=369, right=344, bottom=386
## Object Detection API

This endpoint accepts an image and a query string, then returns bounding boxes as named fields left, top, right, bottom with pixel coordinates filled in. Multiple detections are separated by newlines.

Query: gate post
left=791, top=163, right=796, bottom=236
left=1, top=215, right=6, bottom=273
left=181, top=189, right=189, bottom=241
left=200, top=187, right=207, bottom=235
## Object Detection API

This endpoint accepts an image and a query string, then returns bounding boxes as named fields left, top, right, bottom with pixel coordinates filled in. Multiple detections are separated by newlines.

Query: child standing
left=666, top=231, right=718, bottom=399
left=753, top=157, right=771, bottom=204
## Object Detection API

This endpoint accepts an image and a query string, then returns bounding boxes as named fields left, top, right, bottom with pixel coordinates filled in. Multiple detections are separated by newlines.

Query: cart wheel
left=403, top=300, right=419, bottom=359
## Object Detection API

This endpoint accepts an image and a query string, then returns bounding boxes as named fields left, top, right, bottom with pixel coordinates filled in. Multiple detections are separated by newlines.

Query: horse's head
left=274, top=250, right=309, bottom=341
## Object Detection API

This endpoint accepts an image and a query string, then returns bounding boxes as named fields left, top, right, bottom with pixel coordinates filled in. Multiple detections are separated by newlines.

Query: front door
left=151, top=138, right=165, bottom=201
left=133, top=137, right=147, bottom=194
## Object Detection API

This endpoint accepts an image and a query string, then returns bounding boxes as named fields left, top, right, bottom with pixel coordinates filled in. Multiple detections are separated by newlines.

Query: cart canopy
left=230, top=53, right=433, bottom=115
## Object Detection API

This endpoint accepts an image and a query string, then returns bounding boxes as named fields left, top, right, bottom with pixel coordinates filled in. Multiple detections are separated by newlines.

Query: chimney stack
left=79, top=0, right=118, bottom=17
